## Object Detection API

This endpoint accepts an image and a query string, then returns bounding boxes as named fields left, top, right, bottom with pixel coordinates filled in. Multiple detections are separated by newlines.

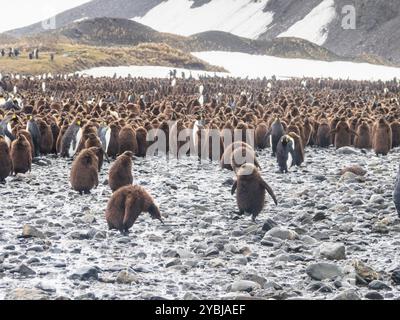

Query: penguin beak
left=159, top=217, right=165, bottom=225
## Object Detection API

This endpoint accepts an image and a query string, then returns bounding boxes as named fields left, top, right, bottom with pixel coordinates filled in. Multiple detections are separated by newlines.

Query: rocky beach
left=1, top=146, right=400, bottom=300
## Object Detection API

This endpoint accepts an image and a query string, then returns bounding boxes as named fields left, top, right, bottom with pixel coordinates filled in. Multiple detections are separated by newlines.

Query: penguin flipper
left=4, top=126, right=15, bottom=142
left=261, top=180, right=278, bottom=206
left=288, top=144, right=296, bottom=168
left=231, top=180, right=237, bottom=195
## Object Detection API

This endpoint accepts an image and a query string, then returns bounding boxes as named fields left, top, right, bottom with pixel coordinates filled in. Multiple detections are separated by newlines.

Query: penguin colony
left=1, top=75, right=400, bottom=233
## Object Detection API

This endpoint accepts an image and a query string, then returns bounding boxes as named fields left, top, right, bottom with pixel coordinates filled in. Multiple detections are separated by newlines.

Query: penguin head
left=122, top=151, right=134, bottom=159
left=238, top=163, right=257, bottom=177
left=87, top=133, right=97, bottom=140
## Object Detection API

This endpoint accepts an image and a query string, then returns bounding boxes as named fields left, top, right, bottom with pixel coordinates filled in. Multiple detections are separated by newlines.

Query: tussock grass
left=0, top=42, right=225, bottom=75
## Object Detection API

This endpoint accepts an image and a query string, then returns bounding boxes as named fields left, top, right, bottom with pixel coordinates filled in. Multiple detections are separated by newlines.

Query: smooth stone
left=262, top=219, right=278, bottom=232
left=35, top=282, right=56, bottom=293
left=336, top=147, right=360, bottom=155
left=306, top=263, right=343, bottom=281
left=68, top=267, right=99, bottom=281
left=369, top=195, right=385, bottom=204
left=183, top=292, right=200, bottom=300
left=204, top=247, right=219, bottom=257
left=318, top=242, right=346, bottom=260
left=264, top=227, right=298, bottom=241
left=209, top=258, right=225, bottom=268
left=368, top=280, right=392, bottom=291
left=116, top=270, right=139, bottom=284
left=391, top=267, right=400, bottom=285
left=365, top=291, right=384, bottom=300
left=21, top=225, right=46, bottom=239
left=334, top=290, right=361, bottom=300
left=5, top=288, right=50, bottom=300
left=165, top=258, right=182, bottom=268
left=10, top=264, right=36, bottom=276
left=230, top=280, right=261, bottom=293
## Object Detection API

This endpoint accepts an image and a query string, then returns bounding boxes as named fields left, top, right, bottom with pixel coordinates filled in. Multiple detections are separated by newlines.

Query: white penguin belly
left=105, top=127, right=111, bottom=153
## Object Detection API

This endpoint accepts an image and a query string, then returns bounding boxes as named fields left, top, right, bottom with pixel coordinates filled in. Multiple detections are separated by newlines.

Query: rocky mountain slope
left=2, top=0, right=400, bottom=66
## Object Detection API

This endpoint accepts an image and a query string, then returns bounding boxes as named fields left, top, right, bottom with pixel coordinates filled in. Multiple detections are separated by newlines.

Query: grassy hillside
left=0, top=42, right=225, bottom=75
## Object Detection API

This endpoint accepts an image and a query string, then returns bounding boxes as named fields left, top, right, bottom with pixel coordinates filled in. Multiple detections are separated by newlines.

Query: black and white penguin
left=60, top=118, right=83, bottom=158
left=276, top=135, right=295, bottom=173
left=267, top=118, right=285, bottom=157
left=0, top=114, right=17, bottom=147
left=26, top=115, right=41, bottom=157
left=98, top=123, right=112, bottom=155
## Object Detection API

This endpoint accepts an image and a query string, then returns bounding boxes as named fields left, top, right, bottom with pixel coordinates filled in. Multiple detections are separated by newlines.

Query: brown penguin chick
left=302, top=118, right=314, bottom=146
left=18, top=130, right=35, bottom=157
left=349, top=117, right=359, bottom=145
left=118, top=125, right=138, bottom=155
left=10, top=133, right=32, bottom=175
left=331, top=121, right=356, bottom=149
left=107, top=123, right=120, bottom=158
left=85, top=133, right=102, bottom=149
left=329, top=117, right=340, bottom=145
left=56, top=121, right=69, bottom=155
left=288, top=132, right=305, bottom=166
left=87, top=146, right=105, bottom=172
left=50, top=122, right=60, bottom=154
left=372, top=117, right=392, bottom=156
left=70, top=148, right=99, bottom=194
left=108, top=151, right=133, bottom=192
left=354, top=121, right=372, bottom=149
left=231, top=163, right=278, bottom=222
left=135, top=127, right=148, bottom=157
left=156, top=121, right=170, bottom=154
left=105, top=185, right=163, bottom=234
left=316, top=122, right=331, bottom=148
left=255, top=122, right=269, bottom=149
left=0, top=136, right=12, bottom=182
left=37, top=119, right=53, bottom=155
left=76, top=125, right=97, bottom=153
left=390, top=120, right=400, bottom=148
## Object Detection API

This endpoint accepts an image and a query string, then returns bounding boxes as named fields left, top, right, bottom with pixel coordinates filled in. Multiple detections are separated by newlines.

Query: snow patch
left=73, top=17, right=88, bottom=23
left=192, top=51, right=400, bottom=81
left=278, top=0, right=337, bottom=46
left=132, top=0, right=274, bottom=39
left=78, top=52, right=400, bottom=81
left=77, top=65, right=229, bottom=79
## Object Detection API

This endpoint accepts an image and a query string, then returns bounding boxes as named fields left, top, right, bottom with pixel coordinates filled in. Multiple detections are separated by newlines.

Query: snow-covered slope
left=4, top=0, right=400, bottom=67
left=192, top=51, right=400, bottom=81
left=0, top=0, right=91, bottom=33
left=132, top=0, right=274, bottom=39
left=277, top=0, right=336, bottom=46
left=79, top=52, right=400, bottom=81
